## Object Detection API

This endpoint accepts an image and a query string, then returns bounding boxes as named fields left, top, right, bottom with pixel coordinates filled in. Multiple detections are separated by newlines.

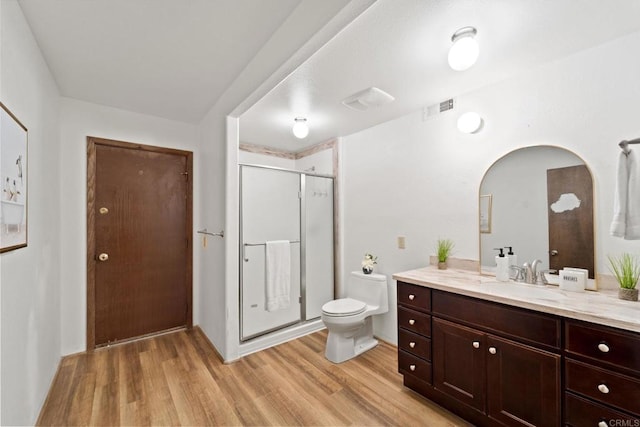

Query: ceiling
left=239, top=0, right=640, bottom=152
left=16, top=0, right=640, bottom=145
left=17, top=0, right=353, bottom=123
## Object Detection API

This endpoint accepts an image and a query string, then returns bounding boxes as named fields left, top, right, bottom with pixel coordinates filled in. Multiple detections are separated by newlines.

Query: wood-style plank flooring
left=37, top=328, right=470, bottom=426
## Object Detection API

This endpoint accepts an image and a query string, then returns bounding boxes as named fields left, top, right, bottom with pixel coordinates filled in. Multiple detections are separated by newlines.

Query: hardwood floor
left=37, top=328, right=470, bottom=426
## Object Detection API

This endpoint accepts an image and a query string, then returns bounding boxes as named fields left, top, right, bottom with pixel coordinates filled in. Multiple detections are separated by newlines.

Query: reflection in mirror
left=479, top=146, right=595, bottom=281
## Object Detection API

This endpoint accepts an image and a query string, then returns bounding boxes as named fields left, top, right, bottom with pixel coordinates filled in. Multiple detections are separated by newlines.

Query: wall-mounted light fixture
left=448, top=26, right=479, bottom=71
left=457, top=111, right=483, bottom=134
left=292, top=117, right=309, bottom=139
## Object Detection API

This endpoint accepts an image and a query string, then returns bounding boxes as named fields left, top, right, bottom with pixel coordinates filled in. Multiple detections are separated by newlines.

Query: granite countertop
left=393, top=267, right=640, bottom=333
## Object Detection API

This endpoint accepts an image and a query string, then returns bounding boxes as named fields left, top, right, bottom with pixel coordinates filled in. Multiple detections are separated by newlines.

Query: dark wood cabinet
left=564, top=320, right=640, bottom=422
left=396, top=280, right=640, bottom=426
left=432, top=318, right=486, bottom=412
left=398, top=282, right=562, bottom=426
left=486, top=335, right=560, bottom=426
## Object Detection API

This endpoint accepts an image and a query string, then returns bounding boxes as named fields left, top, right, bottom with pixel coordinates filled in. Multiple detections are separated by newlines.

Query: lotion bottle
left=494, top=248, right=509, bottom=282
left=505, top=246, right=517, bottom=277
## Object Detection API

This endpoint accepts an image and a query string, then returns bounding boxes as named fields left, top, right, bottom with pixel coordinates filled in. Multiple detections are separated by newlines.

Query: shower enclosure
left=240, top=164, right=334, bottom=341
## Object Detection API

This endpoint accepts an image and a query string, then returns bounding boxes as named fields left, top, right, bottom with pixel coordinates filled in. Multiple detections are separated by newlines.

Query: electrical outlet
left=397, top=236, right=406, bottom=249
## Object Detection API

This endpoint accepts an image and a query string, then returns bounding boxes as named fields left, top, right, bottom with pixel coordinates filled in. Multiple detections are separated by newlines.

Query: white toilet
left=321, top=271, right=389, bottom=363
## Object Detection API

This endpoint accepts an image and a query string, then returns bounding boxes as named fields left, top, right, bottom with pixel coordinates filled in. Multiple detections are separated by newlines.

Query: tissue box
left=559, top=269, right=586, bottom=292
left=564, top=267, right=595, bottom=290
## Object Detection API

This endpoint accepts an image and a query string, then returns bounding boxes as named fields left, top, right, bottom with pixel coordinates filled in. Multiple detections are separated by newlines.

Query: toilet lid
left=322, top=298, right=366, bottom=316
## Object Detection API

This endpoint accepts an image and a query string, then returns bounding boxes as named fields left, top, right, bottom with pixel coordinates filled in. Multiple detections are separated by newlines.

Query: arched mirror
left=479, top=146, right=595, bottom=282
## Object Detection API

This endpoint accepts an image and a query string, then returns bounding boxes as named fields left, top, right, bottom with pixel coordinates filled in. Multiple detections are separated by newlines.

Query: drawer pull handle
left=488, top=347, right=497, bottom=355
left=409, top=364, right=416, bottom=371
left=598, top=342, right=610, bottom=353
left=597, top=384, right=610, bottom=394
left=408, top=294, right=415, bottom=300
left=598, top=422, right=608, bottom=427
left=409, top=319, right=415, bottom=325
left=409, top=342, right=416, bottom=348
left=472, top=341, right=480, bottom=349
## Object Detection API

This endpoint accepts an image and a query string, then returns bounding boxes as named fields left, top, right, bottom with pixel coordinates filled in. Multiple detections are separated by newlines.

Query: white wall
left=59, top=97, right=200, bottom=355
left=342, top=30, right=640, bottom=345
left=0, top=1, right=62, bottom=424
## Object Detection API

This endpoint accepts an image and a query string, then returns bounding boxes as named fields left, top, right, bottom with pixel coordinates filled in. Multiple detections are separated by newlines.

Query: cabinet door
left=433, top=318, right=486, bottom=412
left=486, top=335, right=561, bottom=427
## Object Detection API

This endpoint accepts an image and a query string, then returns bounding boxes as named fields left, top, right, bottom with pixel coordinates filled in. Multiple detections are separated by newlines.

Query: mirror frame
left=478, top=144, right=597, bottom=286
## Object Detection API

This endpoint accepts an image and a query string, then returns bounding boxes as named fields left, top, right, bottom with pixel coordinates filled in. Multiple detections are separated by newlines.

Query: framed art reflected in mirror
left=1, top=102, right=28, bottom=253
left=480, top=194, right=492, bottom=234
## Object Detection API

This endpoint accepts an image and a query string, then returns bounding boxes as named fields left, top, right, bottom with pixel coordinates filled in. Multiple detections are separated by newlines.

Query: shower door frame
left=239, top=163, right=335, bottom=342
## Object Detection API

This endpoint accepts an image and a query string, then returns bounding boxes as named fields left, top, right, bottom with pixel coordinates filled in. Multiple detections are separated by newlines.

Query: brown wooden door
left=432, top=318, right=486, bottom=412
left=547, top=165, right=594, bottom=278
left=486, top=335, right=561, bottom=427
left=88, top=137, right=192, bottom=348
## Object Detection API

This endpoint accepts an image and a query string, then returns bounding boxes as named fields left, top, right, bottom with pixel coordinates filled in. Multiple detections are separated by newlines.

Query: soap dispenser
left=505, top=246, right=517, bottom=273
left=494, top=248, right=509, bottom=282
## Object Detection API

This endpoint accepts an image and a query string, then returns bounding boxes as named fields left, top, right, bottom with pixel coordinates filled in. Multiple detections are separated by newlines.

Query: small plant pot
left=618, top=288, right=639, bottom=301
left=437, top=261, right=447, bottom=270
left=362, top=266, right=373, bottom=275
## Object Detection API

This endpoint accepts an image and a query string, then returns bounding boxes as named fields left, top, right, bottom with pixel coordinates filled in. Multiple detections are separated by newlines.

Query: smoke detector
left=341, top=87, right=395, bottom=111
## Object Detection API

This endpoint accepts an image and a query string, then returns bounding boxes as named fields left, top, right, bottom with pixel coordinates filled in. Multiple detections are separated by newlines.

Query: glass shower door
left=303, top=175, right=334, bottom=320
left=240, top=166, right=301, bottom=340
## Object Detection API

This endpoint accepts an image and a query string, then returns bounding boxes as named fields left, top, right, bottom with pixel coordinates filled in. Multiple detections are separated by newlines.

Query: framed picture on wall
left=480, top=194, right=492, bottom=234
left=0, top=102, right=28, bottom=253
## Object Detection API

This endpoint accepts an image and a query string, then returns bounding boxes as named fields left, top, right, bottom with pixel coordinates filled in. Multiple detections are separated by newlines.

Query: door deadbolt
left=98, top=253, right=109, bottom=262
left=99, top=207, right=109, bottom=215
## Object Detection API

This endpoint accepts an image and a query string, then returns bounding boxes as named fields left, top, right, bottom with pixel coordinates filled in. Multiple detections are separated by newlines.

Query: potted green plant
left=608, top=253, right=640, bottom=301
left=437, top=238, right=454, bottom=270
left=362, top=253, right=377, bottom=274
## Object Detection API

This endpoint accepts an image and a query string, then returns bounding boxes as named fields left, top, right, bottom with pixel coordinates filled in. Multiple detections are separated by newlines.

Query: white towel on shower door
left=265, top=240, right=291, bottom=312
left=611, top=150, right=640, bottom=239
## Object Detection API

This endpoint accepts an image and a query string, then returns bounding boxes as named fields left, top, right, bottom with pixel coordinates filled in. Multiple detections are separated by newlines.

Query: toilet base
left=324, top=317, right=379, bottom=363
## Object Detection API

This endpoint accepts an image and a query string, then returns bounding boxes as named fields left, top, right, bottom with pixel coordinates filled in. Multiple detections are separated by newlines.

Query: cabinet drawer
left=565, top=320, right=640, bottom=374
left=432, top=290, right=560, bottom=349
left=398, top=328, right=431, bottom=361
left=397, top=281, right=430, bottom=312
left=398, top=306, right=431, bottom=337
left=399, top=350, right=431, bottom=384
left=565, top=392, right=640, bottom=427
left=566, top=359, right=640, bottom=416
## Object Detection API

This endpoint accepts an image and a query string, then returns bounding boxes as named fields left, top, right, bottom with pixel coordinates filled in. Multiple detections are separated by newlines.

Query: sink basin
left=482, top=281, right=566, bottom=301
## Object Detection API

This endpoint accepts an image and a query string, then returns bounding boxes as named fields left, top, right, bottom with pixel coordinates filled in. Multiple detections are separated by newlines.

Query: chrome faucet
left=523, top=260, right=542, bottom=284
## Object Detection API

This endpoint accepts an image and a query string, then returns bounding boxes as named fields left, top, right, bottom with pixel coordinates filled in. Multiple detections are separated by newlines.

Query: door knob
left=98, top=253, right=109, bottom=262
left=408, top=294, right=415, bottom=300
left=472, top=341, right=480, bottom=349
left=408, top=319, right=415, bottom=325
left=409, top=342, right=416, bottom=348
left=409, top=365, right=416, bottom=371
left=488, top=347, right=497, bottom=355
left=550, top=249, right=559, bottom=256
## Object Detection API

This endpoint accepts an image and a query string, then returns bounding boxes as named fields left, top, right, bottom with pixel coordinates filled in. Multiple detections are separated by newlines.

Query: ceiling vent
left=341, top=87, right=395, bottom=111
left=423, top=98, right=456, bottom=121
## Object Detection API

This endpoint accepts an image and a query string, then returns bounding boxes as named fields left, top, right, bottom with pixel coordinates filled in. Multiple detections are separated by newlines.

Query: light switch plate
left=397, top=236, right=406, bottom=249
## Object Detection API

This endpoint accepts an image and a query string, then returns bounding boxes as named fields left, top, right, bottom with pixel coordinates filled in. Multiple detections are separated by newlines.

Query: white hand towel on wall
left=265, top=240, right=291, bottom=312
left=611, top=150, right=640, bottom=239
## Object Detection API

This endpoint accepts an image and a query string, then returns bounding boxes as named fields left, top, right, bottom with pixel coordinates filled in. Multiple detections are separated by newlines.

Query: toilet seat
left=322, top=298, right=366, bottom=317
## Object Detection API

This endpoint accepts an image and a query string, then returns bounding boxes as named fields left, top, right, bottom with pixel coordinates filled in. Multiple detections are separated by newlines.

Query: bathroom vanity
left=393, top=267, right=640, bottom=427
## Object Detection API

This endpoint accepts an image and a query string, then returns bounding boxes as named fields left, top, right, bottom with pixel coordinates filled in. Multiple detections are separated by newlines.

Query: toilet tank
left=347, top=271, right=388, bottom=314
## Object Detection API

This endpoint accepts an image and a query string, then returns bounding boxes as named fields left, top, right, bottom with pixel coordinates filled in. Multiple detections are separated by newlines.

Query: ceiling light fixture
left=292, top=117, right=309, bottom=139
left=457, top=112, right=483, bottom=134
left=448, top=26, right=479, bottom=71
